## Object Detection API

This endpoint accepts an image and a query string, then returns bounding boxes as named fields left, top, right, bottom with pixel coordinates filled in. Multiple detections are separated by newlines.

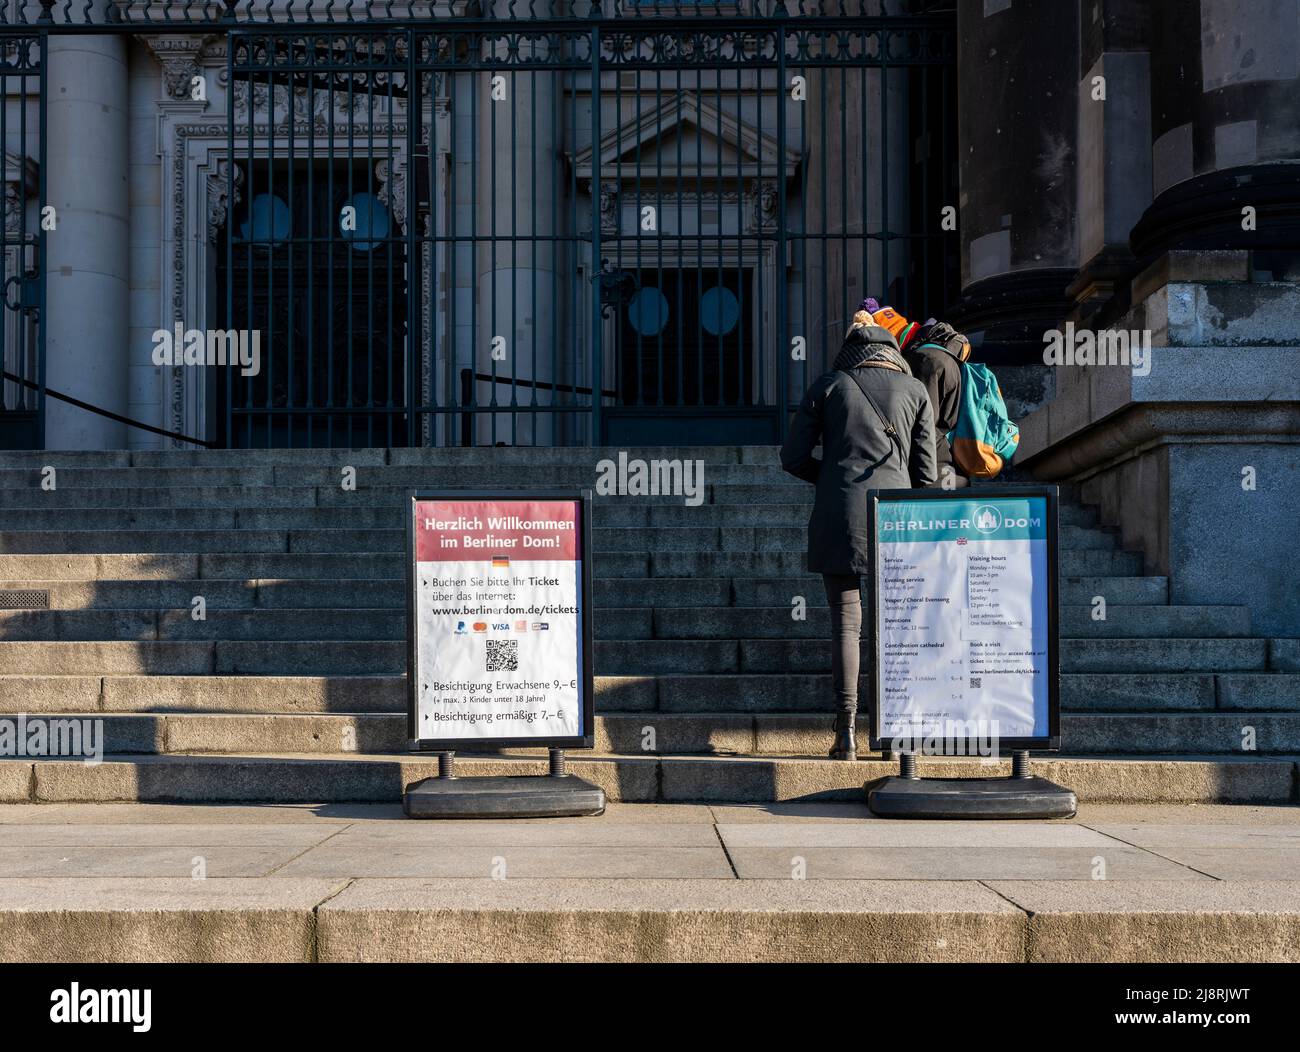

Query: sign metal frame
left=405, top=488, right=596, bottom=752
left=865, top=486, right=1061, bottom=754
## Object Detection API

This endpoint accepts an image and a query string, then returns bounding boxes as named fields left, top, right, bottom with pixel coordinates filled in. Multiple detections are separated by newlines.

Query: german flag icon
left=491, top=556, right=510, bottom=568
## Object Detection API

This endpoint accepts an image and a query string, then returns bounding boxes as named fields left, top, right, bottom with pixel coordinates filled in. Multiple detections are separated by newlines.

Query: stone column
left=1071, top=1, right=1152, bottom=323
left=1131, top=0, right=1300, bottom=263
left=1016, top=3, right=1300, bottom=637
left=474, top=0, right=560, bottom=445
left=948, top=0, right=1080, bottom=417
left=43, top=21, right=130, bottom=449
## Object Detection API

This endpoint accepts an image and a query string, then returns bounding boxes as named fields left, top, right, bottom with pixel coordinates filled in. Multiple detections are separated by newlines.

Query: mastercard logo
left=472, top=622, right=488, bottom=632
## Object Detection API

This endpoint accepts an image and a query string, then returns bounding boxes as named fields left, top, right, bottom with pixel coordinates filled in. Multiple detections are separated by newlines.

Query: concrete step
left=1218, top=673, right=1300, bottom=710
left=0, top=573, right=1170, bottom=611
left=7, top=670, right=1289, bottom=716
left=0, top=641, right=400, bottom=675
left=0, top=481, right=1055, bottom=510
left=26, top=709, right=1300, bottom=757
left=0, top=486, right=321, bottom=510
left=128, top=444, right=754, bottom=467
left=0, top=578, right=398, bottom=610
left=592, top=638, right=1269, bottom=675
left=603, top=549, right=1144, bottom=578
left=0, top=547, right=1144, bottom=580
left=0, top=609, right=405, bottom=642
left=6, top=670, right=1292, bottom=718
left=7, top=870, right=1300, bottom=964
left=0, top=602, right=1240, bottom=642
left=0, top=523, right=1119, bottom=556
left=592, top=575, right=1170, bottom=607
left=593, top=501, right=1100, bottom=528
left=0, top=553, right=404, bottom=580
left=0, top=464, right=794, bottom=491
left=0, top=637, right=1269, bottom=678
left=0, top=507, right=402, bottom=531
left=591, top=605, right=1249, bottom=640
left=0, top=674, right=404, bottom=714
left=1, top=751, right=1291, bottom=804
left=0, top=500, right=953, bottom=530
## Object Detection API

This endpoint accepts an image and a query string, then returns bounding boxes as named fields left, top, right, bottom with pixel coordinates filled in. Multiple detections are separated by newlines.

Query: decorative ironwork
left=1, top=3, right=957, bottom=449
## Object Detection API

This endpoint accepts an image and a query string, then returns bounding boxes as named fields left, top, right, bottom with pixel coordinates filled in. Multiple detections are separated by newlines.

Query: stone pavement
left=1, top=800, right=1298, bottom=963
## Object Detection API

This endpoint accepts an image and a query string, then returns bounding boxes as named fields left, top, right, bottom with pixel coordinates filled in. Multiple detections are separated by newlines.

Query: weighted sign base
left=404, top=750, right=606, bottom=820
left=865, top=751, right=1077, bottom=820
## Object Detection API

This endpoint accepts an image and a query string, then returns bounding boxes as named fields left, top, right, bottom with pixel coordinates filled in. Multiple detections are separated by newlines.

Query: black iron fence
left=0, top=1, right=956, bottom=448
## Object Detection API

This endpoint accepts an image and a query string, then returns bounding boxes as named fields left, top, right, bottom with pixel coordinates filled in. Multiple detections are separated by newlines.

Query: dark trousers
left=822, top=573, right=864, bottom=715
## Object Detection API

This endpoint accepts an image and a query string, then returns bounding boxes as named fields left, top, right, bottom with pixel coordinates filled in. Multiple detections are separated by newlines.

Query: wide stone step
left=0, top=674, right=404, bottom=714
left=0, top=523, right=1120, bottom=556
left=593, top=501, right=1100, bottom=528
left=0, top=752, right=1290, bottom=804
left=9, top=670, right=1293, bottom=716
left=0, top=507, right=403, bottom=531
left=601, top=549, right=1144, bottom=578
left=0, top=553, right=404, bottom=580
left=0, top=609, right=405, bottom=642
left=0, top=547, right=1144, bottom=580
left=718, top=575, right=1169, bottom=607
left=592, top=605, right=1249, bottom=640
left=0, top=486, right=322, bottom=510
left=6, top=670, right=1293, bottom=718
left=7, top=875, right=1299, bottom=965
left=0, top=464, right=793, bottom=490
left=0, top=641, right=401, bottom=675
left=0, top=481, right=1088, bottom=519
left=27, top=709, right=1300, bottom=758
left=0, top=636, right=1271, bottom=677
left=0, top=573, right=1169, bottom=611
left=592, top=638, right=1269, bottom=674
left=0, top=578, right=400, bottom=610
left=0, top=602, right=1232, bottom=643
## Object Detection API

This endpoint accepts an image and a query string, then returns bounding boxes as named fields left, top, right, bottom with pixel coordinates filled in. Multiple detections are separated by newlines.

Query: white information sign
left=872, top=493, right=1056, bottom=749
left=408, top=494, right=591, bottom=748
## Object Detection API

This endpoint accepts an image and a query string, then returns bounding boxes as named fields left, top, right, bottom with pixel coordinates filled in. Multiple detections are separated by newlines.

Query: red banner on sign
left=414, top=499, right=579, bottom=563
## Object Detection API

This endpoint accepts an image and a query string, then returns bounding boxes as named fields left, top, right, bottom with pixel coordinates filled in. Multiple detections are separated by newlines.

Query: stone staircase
left=0, top=446, right=1296, bottom=805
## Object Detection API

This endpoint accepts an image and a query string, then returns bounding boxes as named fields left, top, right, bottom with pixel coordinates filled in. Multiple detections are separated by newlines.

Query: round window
left=627, top=287, right=670, bottom=337
left=238, top=194, right=291, bottom=244
left=700, top=286, right=740, bottom=336
left=340, top=192, right=391, bottom=251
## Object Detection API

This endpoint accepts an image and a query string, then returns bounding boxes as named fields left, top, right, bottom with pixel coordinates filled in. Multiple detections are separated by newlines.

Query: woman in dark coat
left=779, top=316, right=939, bottom=760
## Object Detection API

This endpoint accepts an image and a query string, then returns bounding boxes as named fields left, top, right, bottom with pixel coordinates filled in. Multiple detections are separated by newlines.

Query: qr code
left=969, top=676, right=981, bottom=689
left=486, top=639, right=518, bottom=672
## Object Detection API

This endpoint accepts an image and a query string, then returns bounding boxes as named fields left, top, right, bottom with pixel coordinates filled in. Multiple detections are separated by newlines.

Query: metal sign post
left=403, top=489, right=604, bottom=819
left=864, top=487, right=1076, bottom=819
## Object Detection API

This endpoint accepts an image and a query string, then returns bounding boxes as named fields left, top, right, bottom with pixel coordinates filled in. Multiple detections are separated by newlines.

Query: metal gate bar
left=0, top=3, right=956, bottom=450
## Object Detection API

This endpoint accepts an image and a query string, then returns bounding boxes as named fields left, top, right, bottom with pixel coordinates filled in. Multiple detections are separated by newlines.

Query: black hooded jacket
left=901, top=322, right=966, bottom=473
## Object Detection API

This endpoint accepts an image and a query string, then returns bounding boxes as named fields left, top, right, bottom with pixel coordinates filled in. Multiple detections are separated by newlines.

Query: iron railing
left=0, top=1, right=957, bottom=448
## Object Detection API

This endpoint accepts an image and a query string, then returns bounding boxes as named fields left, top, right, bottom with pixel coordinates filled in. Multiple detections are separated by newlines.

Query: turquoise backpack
left=946, top=361, right=1019, bottom=479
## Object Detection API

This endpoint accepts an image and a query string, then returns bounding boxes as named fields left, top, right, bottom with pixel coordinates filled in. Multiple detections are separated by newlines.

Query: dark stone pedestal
left=866, top=774, right=1077, bottom=820
left=404, top=774, right=606, bottom=819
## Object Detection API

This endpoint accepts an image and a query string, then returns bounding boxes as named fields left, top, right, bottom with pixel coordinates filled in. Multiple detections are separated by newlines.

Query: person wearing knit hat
left=779, top=312, right=939, bottom=761
left=901, top=318, right=973, bottom=488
